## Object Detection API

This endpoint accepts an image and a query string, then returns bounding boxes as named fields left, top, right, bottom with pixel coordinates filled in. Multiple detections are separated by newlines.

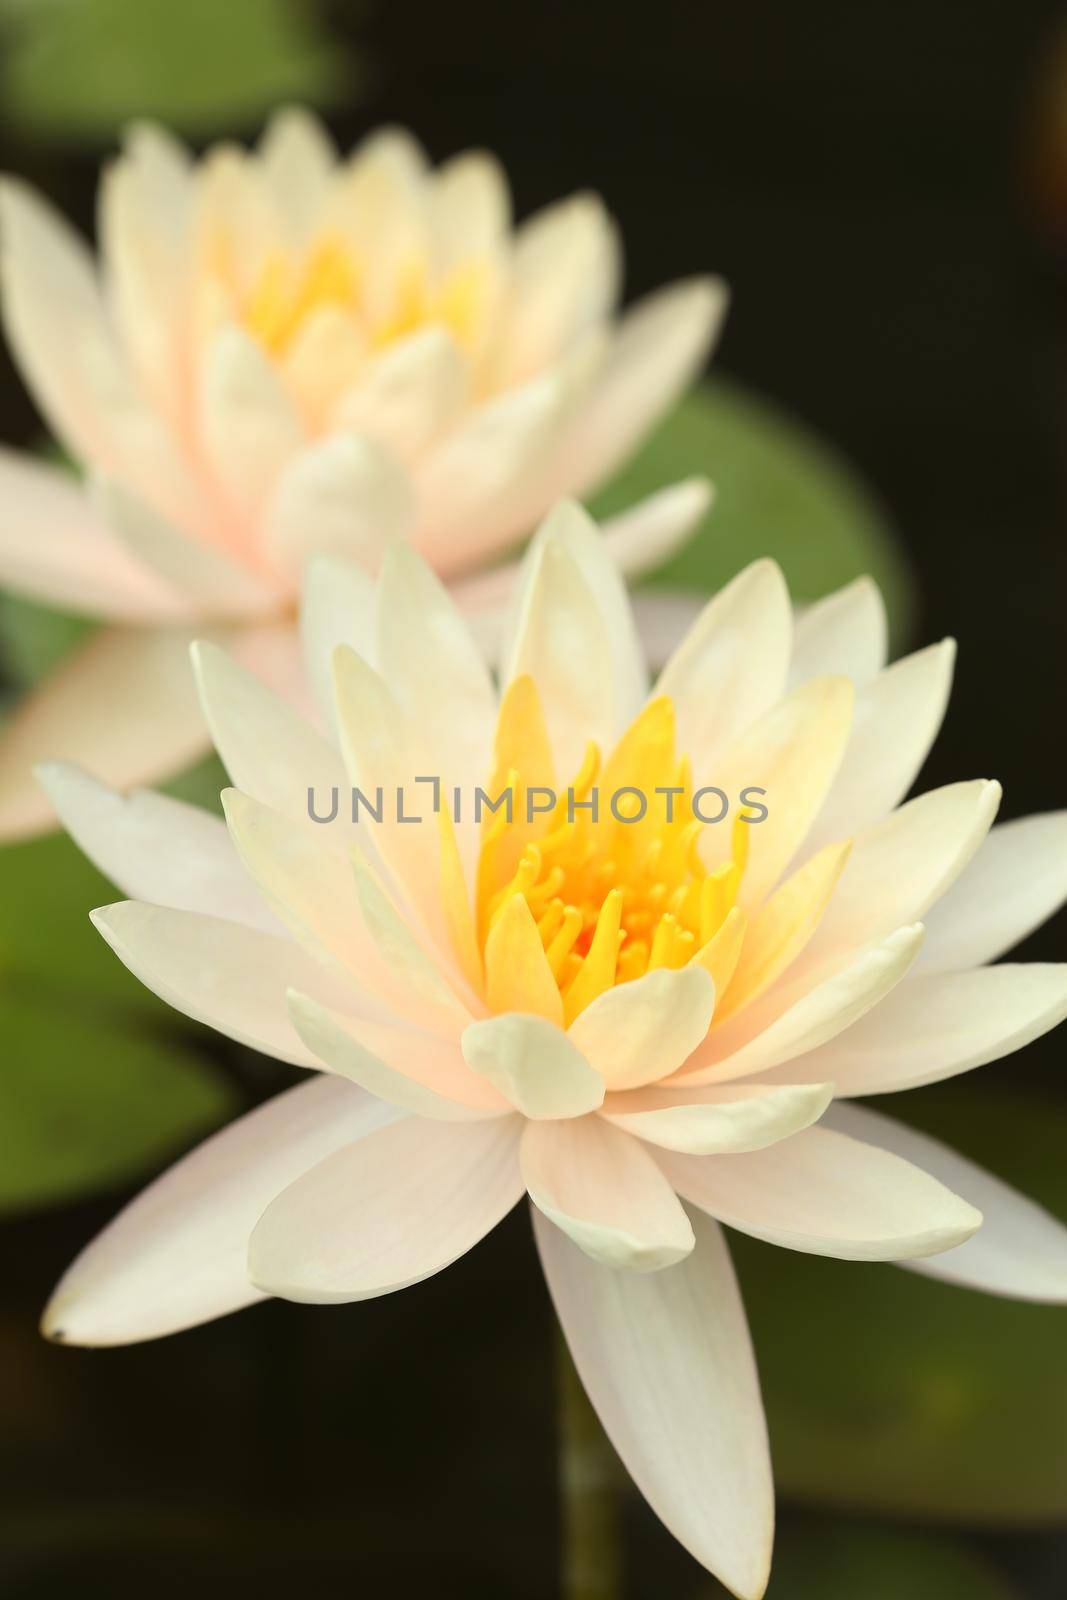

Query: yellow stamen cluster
left=475, top=681, right=751, bottom=1024
left=239, top=233, right=491, bottom=355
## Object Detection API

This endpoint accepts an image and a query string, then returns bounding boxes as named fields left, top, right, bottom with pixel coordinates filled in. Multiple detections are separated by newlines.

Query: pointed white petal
left=198, top=325, right=304, bottom=518
left=192, top=638, right=350, bottom=830
left=375, top=541, right=496, bottom=793
left=781, top=965, right=1067, bottom=1095
left=248, top=1115, right=522, bottom=1303
left=535, top=1206, right=773, bottom=1599
left=825, top=1102, right=1067, bottom=1302
left=803, top=639, right=956, bottom=853
left=91, top=900, right=361, bottom=1066
left=789, top=577, right=888, bottom=687
left=287, top=990, right=508, bottom=1119
left=676, top=924, right=924, bottom=1085
left=462, top=1014, right=605, bottom=1119
left=656, top=559, right=793, bottom=764
left=798, top=781, right=1001, bottom=978
left=603, top=1079, right=833, bottom=1154
left=36, top=762, right=279, bottom=932
left=554, top=277, right=728, bottom=498
left=332, top=326, right=469, bottom=459
left=265, top=430, right=415, bottom=580
left=601, top=478, right=714, bottom=581
left=661, top=1125, right=982, bottom=1260
left=299, top=554, right=377, bottom=730
left=42, top=1076, right=398, bottom=1345
left=257, top=106, right=336, bottom=241
left=503, top=534, right=614, bottom=775
left=567, top=966, right=715, bottom=1090
left=522, top=1117, right=694, bottom=1270
left=491, top=192, right=620, bottom=386
left=918, top=811, right=1067, bottom=972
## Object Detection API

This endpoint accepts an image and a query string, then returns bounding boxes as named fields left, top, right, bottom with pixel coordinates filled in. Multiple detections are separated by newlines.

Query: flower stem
left=555, top=1327, right=623, bottom=1600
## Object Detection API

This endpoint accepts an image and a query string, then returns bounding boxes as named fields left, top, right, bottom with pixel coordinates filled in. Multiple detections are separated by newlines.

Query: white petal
left=0, top=450, right=191, bottom=621
left=413, top=369, right=574, bottom=571
left=221, top=788, right=444, bottom=1026
left=248, top=1115, right=522, bottom=1303
left=198, top=325, right=304, bottom=519
left=0, top=625, right=210, bottom=844
left=656, top=558, right=793, bottom=764
left=706, top=675, right=854, bottom=908
left=601, top=477, right=714, bottom=581
left=445, top=478, right=710, bottom=621
left=491, top=192, right=620, bottom=386
left=503, top=533, right=614, bottom=776
left=36, top=762, right=279, bottom=932
left=375, top=541, right=496, bottom=796
left=825, top=1102, right=1067, bottom=1302
left=91, top=899, right=361, bottom=1066
left=430, top=149, right=510, bottom=271
left=332, top=326, right=468, bottom=459
left=661, top=1124, right=982, bottom=1260
left=191, top=638, right=350, bottom=830
left=42, top=1075, right=398, bottom=1346
left=522, top=1116, right=694, bottom=1270
left=0, top=176, right=131, bottom=466
left=97, top=477, right=282, bottom=618
left=331, top=644, right=469, bottom=975
left=802, top=639, right=956, bottom=854
left=554, top=277, right=728, bottom=498
left=99, top=121, right=193, bottom=419
left=780, top=965, right=1067, bottom=1095
left=511, top=499, right=647, bottom=729
left=677, top=923, right=924, bottom=1085
left=299, top=554, right=377, bottom=730
left=789, top=576, right=888, bottom=687
left=918, top=811, right=1067, bottom=972
left=287, top=990, right=508, bottom=1120
left=603, top=1079, right=833, bottom=1154
left=265, top=430, right=414, bottom=581
left=257, top=106, right=336, bottom=242
left=461, top=1013, right=605, bottom=1118
left=535, top=1206, right=773, bottom=1600
left=798, top=780, right=1001, bottom=979
left=567, top=966, right=715, bottom=1090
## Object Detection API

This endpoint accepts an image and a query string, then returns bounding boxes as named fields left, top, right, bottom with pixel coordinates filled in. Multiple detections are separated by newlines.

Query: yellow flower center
left=471, top=680, right=751, bottom=1025
left=239, top=232, right=492, bottom=356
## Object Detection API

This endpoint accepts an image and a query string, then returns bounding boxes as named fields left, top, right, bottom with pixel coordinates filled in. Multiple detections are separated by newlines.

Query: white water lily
left=40, top=502, right=1067, bottom=1598
left=0, top=107, right=721, bottom=839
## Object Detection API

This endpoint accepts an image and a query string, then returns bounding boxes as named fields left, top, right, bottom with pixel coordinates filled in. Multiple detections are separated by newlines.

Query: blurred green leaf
left=0, top=592, right=94, bottom=688
left=696, top=1521, right=1018, bottom=1600
left=0, top=830, right=171, bottom=1015
left=735, top=1086, right=1067, bottom=1524
left=590, top=378, right=916, bottom=648
left=0, top=0, right=355, bottom=142
left=0, top=990, right=235, bottom=1213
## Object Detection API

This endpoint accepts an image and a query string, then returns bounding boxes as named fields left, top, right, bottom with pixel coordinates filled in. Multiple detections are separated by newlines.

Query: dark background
left=2, top=2, right=1067, bottom=1595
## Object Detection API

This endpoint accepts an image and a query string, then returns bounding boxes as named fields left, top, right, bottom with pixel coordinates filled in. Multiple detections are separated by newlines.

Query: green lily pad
left=734, top=1086, right=1067, bottom=1524
left=0, top=990, right=235, bottom=1214
left=590, top=378, right=916, bottom=648
left=0, top=0, right=354, bottom=142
